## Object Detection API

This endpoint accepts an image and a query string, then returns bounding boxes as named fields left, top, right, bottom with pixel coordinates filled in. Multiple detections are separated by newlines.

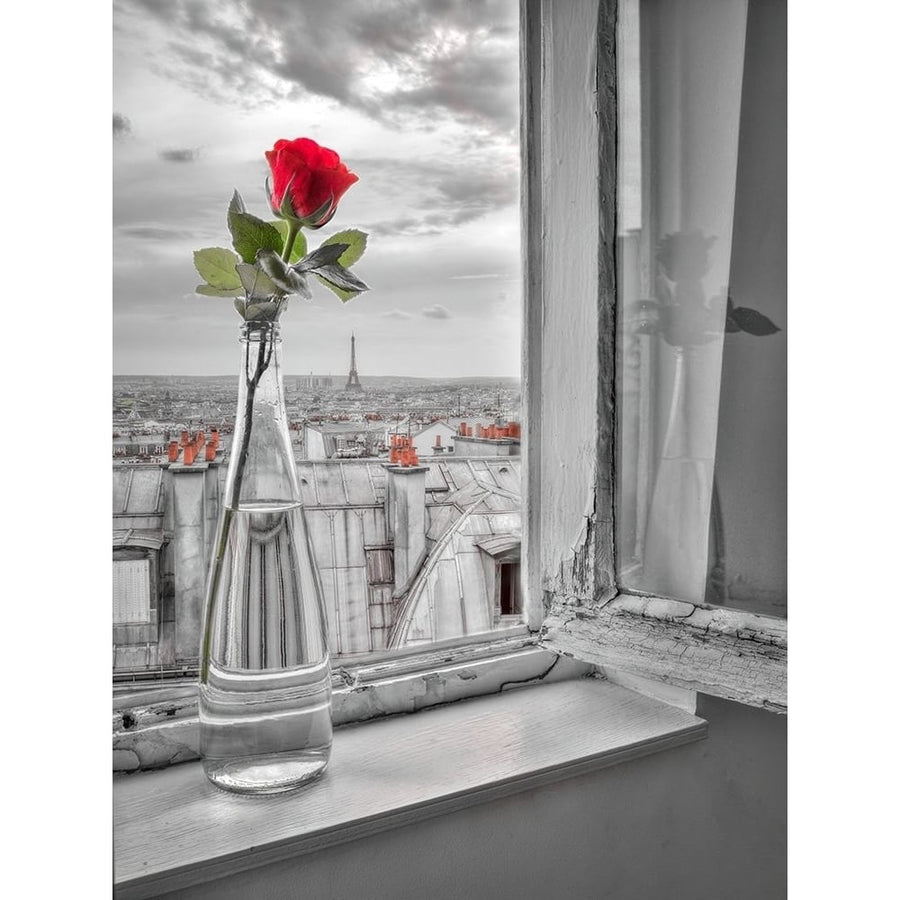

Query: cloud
left=124, top=0, right=518, bottom=137
left=118, top=224, right=196, bottom=241
left=380, top=309, right=413, bottom=319
left=422, top=304, right=450, bottom=319
left=449, top=273, right=505, bottom=280
left=356, top=155, right=518, bottom=236
left=159, top=147, right=200, bottom=163
left=113, top=112, right=132, bottom=137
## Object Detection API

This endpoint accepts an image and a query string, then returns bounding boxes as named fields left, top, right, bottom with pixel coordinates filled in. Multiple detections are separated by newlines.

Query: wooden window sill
left=113, top=677, right=706, bottom=899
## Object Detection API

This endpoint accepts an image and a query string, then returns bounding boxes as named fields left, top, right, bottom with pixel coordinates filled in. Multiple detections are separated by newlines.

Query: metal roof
left=112, top=466, right=165, bottom=516
left=474, top=533, right=521, bottom=560
left=111, top=457, right=521, bottom=660
left=291, top=458, right=521, bottom=656
left=113, top=528, right=165, bottom=550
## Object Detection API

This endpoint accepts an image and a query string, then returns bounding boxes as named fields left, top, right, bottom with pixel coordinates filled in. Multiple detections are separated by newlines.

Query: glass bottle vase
left=199, top=317, right=332, bottom=794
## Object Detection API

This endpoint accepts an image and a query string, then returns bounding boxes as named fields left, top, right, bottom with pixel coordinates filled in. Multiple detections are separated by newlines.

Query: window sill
left=113, top=677, right=707, bottom=899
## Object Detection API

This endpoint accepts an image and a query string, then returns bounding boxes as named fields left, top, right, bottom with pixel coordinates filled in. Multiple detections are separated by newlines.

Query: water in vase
left=199, top=502, right=332, bottom=794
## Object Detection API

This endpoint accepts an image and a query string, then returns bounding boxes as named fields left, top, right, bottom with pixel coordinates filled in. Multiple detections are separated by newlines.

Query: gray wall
left=160, top=695, right=786, bottom=900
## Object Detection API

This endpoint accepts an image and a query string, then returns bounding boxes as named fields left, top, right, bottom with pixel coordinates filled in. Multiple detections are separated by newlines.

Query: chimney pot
left=386, top=458, right=427, bottom=593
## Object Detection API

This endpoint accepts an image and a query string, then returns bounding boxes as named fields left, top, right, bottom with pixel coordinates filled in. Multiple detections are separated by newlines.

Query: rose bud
left=265, top=137, right=359, bottom=228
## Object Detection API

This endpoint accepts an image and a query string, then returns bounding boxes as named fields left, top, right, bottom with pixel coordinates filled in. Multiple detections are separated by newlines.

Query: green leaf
left=235, top=263, right=281, bottom=299
left=315, top=275, right=361, bottom=303
left=321, top=229, right=367, bottom=268
left=256, top=250, right=312, bottom=299
left=294, top=242, right=350, bottom=272
left=193, top=247, right=241, bottom=289
left=195, top=283, right=244, bottom=298
left=229, top=189, right=246, bottom=216
left=314, top=262, right=370, bottom=293
left=228, top=202, right=285, bottom=264
left=234, top=296, right=288, bottom=322
left=271, top=220, right=308, bottom=263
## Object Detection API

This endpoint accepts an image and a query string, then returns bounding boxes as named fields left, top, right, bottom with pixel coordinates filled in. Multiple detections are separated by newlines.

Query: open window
left=499, top=562, right=522, bottom=618
left=525, top=0, right=786, bottom=712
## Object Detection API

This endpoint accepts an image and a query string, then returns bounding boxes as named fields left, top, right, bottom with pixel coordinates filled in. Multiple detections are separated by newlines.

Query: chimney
left=168, top=441, right=180, bottom=463
left=432, top=434, right=445, bottom=454
left=168, top=442, right=210, bottom=663
left=386, top=462, right=427, bottom=595
left=205, top=441, right=217, bottom=462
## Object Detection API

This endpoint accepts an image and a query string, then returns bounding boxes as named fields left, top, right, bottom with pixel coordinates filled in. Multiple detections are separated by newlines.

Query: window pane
left=113, top=0, right=523, bottom=676
left=113, top=559, right=151, bottom=624
left=616, top=0, right=787, bottom=617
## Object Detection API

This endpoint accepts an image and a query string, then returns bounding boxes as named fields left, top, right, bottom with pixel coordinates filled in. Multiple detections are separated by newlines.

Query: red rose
left=265, top=137, right=358, bottom=227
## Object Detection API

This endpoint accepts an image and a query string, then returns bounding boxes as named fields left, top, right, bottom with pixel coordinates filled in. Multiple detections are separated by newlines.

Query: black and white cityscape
left=113, top=336, right=521, bottom=465
left=113, top=333, right=524, bottom=685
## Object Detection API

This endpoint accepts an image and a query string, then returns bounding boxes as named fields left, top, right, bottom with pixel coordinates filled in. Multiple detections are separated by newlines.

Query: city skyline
left=113, top=0, right=523, bottom=378
left=113, top=336, right=523, bottom=381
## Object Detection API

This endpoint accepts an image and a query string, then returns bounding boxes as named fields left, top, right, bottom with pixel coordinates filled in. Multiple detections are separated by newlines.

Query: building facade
left=112, top=453, right=522, bottom=675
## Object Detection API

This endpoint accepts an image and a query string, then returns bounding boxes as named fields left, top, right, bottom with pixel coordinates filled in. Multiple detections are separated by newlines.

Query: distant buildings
left=113, top=432, right=169, bottom=463
left=386, top=417, right=522, bottom=459
left=112, top=448, right=522, bottom=675
left=112, top=367, right=524, bottom=677
left=302, top=420, right=386, bottom=460
left=295, top=375, right=334, bottom=390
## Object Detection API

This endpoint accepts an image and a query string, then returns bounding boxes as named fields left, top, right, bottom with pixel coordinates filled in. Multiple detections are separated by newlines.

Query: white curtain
left=617, top=0, right=749, bottom=604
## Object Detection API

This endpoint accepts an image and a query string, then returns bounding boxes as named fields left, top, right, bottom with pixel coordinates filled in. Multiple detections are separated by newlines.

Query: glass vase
left=199, top=315, right=332, bottom=794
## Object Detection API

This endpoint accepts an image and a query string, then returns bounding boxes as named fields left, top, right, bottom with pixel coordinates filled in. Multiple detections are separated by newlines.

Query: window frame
left=522, top=0, right=785, bottom=713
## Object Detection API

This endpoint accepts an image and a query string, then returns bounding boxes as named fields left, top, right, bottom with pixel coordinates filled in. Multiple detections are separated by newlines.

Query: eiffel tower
left=345, top=333, right=363, bottom=391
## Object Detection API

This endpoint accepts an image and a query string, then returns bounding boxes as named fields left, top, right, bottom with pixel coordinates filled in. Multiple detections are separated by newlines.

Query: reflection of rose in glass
left=629, top=229, right=780, bottom=346
left=631, top=229, right=781, bottom=606
left=657, top=229, right=714, bottom=283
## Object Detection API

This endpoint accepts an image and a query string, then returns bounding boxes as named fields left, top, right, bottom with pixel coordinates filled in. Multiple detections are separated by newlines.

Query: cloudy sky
left=113, top=0, right=522, bottom=378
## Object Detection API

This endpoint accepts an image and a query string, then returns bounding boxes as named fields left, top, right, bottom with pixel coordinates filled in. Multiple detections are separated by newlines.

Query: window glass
left=113, top=0, right=523, bottom=678
left=616, top=0, right=787, bottom=617
left=113, top=559, right=151, bottom=624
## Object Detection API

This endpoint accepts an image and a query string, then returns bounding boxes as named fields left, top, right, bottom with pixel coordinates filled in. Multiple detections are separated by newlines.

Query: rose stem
left=281, top=221, right=301, bottom=262
left=231, top=326, right=275, bottom=509
left=199, top=326, right=275, bottom=679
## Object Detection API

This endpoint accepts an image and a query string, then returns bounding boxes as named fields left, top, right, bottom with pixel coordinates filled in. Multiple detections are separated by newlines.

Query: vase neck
left=225, top=321, right=299, bottom=508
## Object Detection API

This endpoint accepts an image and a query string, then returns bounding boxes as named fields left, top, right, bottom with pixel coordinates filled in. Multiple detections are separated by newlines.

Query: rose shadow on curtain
left=616, top=0, right=787, bottom=616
